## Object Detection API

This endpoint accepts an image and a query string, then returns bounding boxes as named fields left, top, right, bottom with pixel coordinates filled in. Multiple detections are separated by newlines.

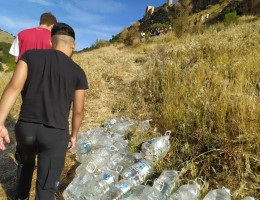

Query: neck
left=54, top=45, right=72, bottom=57
left=39, top=24, right=51, bottom=31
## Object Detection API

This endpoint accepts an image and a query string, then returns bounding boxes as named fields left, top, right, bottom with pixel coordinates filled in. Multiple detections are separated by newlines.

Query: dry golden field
left=0, top=15, right=259, bottom=199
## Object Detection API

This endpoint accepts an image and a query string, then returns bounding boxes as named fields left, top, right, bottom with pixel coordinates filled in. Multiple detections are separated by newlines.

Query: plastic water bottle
left=168, top=179, right=202, bottom=200
left=71, top=127, right=108, bottom=154
left=103, top=117, right=125, bottom=127
left=62, top=171, right=94, bottom=200
left=152, top=170, right=179, bottom=197
left=124, top=184, right=163, bottom=200
left=132, top=152, right=145, bottom=161
left=121, top=159, right=153, bottom=185
left=141, top=130, right=171, bottom=162
left=101, top=179, right=134, bottom=200
left=203, top=187, right=231, bottom=200
left=108, top=149, right=135, bottom=171
left=123, top=185, right=146, bottom=199
left=76, top=146, right=117, bottom=175
left=81, top=168, right=121, bottom=199
left=136, top=119, right=152, bottom=133
left=109, top=118, right=136, bottom=139
left=242, top=196, right=255, bottom=200
left=75, top=135, right=113, bottom=163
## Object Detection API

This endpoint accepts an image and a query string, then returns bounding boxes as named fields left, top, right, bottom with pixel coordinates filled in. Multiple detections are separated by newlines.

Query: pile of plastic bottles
left=63, top=117, right=257, bottom=200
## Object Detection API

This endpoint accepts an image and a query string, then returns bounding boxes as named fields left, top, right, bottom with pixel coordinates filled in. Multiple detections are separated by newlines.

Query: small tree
left=224, top=11, right=239, bottom=26
left=119, top=22, right=140, bottom=46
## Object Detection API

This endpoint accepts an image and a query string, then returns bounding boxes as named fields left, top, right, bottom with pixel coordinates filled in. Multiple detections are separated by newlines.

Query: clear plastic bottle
left=103, top=117, right=125, bottom=127
left=75, top=134, right=113, bottom=163
left=141, top=130, right=171, bottom=162
left=168, top=179, right=202, bottom=200
left=81, top=168, right=121, bottom=200
left=101, top=179, right=134, bottom=200
left=123, top=185, right=146, bottom=200
left=242, top=196, right=255, bottom=200
left=152, top=170, right=179, bottom=197
left=62, top=171, right=94, bottom=200
left=121, top=159, right=153, bottom=185
left=109, top=118, right=137, bottom=139
left=203, top=187, right=231, bottom=200
left=136, top=119, right=152, bottom=133
left=76, top=146, right=117, bottom=175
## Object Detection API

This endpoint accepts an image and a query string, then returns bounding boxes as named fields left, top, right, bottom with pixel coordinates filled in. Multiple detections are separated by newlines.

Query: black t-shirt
left=19, top=49, right=88, bottom=130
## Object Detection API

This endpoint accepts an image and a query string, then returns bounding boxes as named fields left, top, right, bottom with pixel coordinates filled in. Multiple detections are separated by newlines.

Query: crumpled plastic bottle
left=152, top=170, right=179, bottom=197
left=168, top=178, right=203, bottom=200
left=141, top=130, right=171, bottom=162
left=203, top=187, right=231, bottom=200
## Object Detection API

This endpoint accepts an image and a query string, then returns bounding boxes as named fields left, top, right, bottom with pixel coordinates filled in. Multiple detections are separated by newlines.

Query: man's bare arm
left=68, top=89, right=85, bottom=151
left=14, top=56, right=18, bottom=63
left=0, top=60, right=27, bottom=150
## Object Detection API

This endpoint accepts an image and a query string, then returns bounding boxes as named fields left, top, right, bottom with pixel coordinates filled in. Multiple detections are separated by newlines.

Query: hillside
left=0, top=3, right=259, bottom=200
left=0, top=29, right=15, bottom=44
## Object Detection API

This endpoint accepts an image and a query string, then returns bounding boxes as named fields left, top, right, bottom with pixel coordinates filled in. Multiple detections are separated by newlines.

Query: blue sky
left=0, top=0, right=175, bottom=51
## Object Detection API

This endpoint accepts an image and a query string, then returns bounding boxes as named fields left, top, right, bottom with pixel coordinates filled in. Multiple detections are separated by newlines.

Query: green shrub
left=224, top=11, right=239, bottom=26
left=206, top=5, right=213, bottom=10
left=0, top=63, right=3, bottom=71
left=194, top=9, right=201, bottom=13
left=219, top=0, right=226, bottom=4
left=0, top=42, right=16, bottom=71
left=94, top=39, right=110, bottom=49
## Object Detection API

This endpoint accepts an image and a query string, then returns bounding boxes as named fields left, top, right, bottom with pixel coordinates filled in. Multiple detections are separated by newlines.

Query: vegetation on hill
left=0, top=29, right=15, bottom=44
left=0, top=42, right=16, bottom=71
left=110, top=16, right=260, bottom=199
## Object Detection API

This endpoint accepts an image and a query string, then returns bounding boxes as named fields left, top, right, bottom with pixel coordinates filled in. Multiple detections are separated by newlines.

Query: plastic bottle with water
left=123, top=185, right=147, bottom=200
left=76, top=146, right=117, bottom=175
left=75, top=134, right=113, bottom=163
left=62, top=171, right=94, bottom=200
left=107, top=149, right=135, bottom=171
left=81, top=168, right=122, bottom=200
left=71, top=127, right=108, bottom=154
left=121, top=159, right=153, bottom=185
left=109, top=118, right=137, bottom=140
left=203, top=187, right=231, bottom=200
left=242, top=196, right=255, bottom=200
left=103, top=117, right=125, bottom=127
left=101, top=179, right=134, bottom=200
left=141, top=130, right=171, bottom=162
left=136, top=119, right=152, bottom=133
left=168, top=178, right=203, bottom=200
left=152, top=170, right=179, bottom=197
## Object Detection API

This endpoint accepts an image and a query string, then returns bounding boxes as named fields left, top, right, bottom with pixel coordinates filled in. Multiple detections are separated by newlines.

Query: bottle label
left=103, top=172, right=114, bottom=184
left=115, top=183, right=129, bottom=194
left=108, top=119, right=117, bottom=125
left=83, top=142, right=89, bottom=148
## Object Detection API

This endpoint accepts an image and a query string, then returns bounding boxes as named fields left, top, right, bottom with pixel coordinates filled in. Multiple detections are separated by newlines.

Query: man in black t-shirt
left=0, top=23, right=88, bottom=200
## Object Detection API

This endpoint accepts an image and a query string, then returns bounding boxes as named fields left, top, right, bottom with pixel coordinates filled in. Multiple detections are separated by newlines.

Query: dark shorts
left=15, top=120, right=70, bottom=200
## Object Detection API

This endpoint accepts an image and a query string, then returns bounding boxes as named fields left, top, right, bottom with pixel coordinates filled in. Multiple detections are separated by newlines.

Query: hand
left=67, top=135, right=77, bottom=151
left=0, top=125, right=10, bottom=151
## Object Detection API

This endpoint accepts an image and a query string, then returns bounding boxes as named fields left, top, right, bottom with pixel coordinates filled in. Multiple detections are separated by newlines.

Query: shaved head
left=51, top=35, right=74, bottom=49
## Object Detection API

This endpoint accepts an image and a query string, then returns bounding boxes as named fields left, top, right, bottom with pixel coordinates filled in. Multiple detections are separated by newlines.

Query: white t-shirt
left=9, top=36, right=19, bottom=57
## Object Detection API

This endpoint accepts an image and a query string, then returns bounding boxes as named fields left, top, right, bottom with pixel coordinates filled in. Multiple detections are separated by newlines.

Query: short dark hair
left=40, top=12, right=57, bottom=26
left=51, top=23, right=75, bottom=40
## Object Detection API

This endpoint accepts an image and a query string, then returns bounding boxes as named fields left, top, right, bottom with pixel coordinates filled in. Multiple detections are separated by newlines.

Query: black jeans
left=15, top=120, right=69, bottom=200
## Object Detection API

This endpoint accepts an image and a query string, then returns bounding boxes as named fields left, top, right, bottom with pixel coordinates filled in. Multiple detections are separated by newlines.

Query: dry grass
left=0, top=16, right=259, bottom=200
left=112, top=16, right=260, bottom=199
